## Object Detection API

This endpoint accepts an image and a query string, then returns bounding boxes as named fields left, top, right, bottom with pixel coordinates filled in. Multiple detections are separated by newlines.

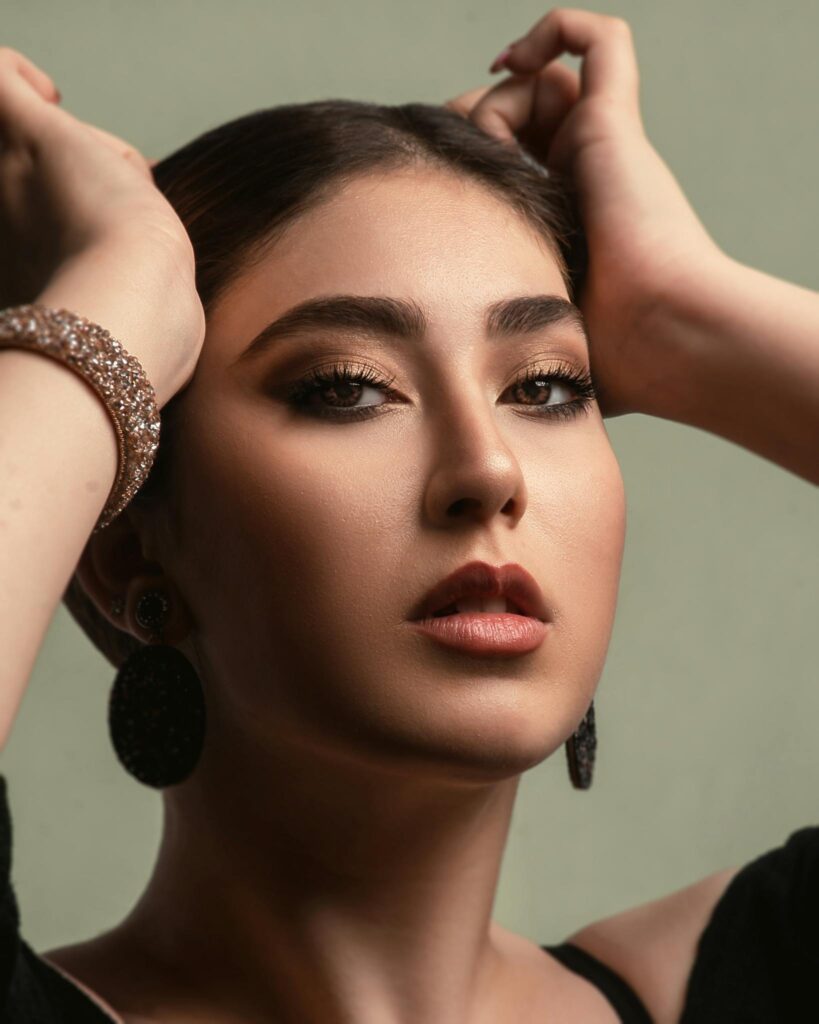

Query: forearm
left=0, top=348, right=117, bottom=748
left=640, top=255, right=819, bottom=485
left=0, top=247, right=179, bottom=749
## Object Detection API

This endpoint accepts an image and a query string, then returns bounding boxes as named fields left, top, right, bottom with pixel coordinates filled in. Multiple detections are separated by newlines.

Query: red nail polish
left=489, top=45, right=514, bottom=74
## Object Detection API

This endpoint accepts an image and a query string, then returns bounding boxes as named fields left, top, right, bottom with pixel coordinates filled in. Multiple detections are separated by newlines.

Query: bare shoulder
left=565, top=863, right=741, bottom=1024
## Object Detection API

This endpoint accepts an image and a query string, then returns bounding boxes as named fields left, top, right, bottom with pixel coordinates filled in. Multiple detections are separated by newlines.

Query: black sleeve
left=680, top=822, right=819, bottom=1022
left=0, top=773, right=114, bottom=1022
left=0, top=773, right=23, bottom=1005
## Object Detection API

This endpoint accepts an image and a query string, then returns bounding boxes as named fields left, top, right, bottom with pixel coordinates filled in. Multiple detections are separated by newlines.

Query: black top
left=1, top=773, right=817, bottom=1023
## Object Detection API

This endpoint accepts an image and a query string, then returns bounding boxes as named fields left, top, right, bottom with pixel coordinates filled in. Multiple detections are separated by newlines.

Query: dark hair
left=61, top=99, right=587, bottom=669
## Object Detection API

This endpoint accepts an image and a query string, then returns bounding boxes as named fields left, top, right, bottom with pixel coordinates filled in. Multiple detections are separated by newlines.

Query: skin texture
left=9, top=8, right=817, bottom=1020
left=64, top=166, right=627, bottom=1024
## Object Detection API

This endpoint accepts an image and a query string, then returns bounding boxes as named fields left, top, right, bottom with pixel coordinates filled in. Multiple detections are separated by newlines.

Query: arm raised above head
left=0, top=44, right=204, bottom=750
left=634, top=255, right=819, bottom=486
left=450, top=8, right=818, bottom=482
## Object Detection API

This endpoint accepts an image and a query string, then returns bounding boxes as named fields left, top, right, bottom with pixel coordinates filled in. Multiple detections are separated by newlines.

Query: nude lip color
left=408, top=561, right=549, bottom=624
left=406, top=612, right=548, bottom=656
left=405, top=560, right=550, bottom=654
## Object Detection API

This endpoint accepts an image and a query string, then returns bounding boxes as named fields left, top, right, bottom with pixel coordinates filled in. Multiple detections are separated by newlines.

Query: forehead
left=207, top=167, right=571, bottom=360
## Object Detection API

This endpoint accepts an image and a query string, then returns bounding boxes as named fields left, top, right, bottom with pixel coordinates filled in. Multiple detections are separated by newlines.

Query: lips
left=408, top=561, right=549, bottom=623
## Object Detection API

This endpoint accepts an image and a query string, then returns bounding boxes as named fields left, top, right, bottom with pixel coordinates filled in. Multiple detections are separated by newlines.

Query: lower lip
left=406, top=613, right=548, bottom=655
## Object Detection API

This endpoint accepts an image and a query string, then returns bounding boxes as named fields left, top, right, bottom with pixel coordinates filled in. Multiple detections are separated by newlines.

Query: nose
left=422, top=396, right=528, bottom=529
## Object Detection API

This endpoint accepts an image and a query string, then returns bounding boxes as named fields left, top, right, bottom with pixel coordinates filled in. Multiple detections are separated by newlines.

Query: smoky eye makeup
left=275, top=354, right=597, bottom=424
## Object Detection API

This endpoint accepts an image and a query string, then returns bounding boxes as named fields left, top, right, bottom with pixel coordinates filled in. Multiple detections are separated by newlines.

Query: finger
left=469, top=61, right=580, bottom=157
left=444, top=85, right=494, bottom=118
left=521, top=62, right=581, bottom=169
left=0, top=47, right=61, bottom=102
left=532, top=60, right=581, bottom=127
left=80, top=123, right=154, bottom=181
left=467, top=76, right=539, bottom=147
left=0, top=47, right=62, bottom=145
left=81, top=122, right=142, bottom=159
left=497, top=8, right=639, bottom=112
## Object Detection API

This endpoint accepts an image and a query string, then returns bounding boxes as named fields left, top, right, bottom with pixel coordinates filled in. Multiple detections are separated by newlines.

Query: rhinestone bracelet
left=0, top=303, right=161, bottom=533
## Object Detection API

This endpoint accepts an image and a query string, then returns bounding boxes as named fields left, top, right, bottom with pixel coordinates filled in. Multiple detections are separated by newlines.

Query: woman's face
left=156, top=166, right=626, bottom=783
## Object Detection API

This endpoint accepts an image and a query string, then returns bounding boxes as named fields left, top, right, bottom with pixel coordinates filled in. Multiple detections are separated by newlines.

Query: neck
left=118, top=728, right=529, bottom=1024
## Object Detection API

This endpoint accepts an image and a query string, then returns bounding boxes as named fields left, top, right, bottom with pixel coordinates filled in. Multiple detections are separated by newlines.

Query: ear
left=73, top=507, right=192, bottom=646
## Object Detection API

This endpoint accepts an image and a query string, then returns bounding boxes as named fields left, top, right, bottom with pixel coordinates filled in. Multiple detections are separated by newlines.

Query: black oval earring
left=565, top=700, right=596, bottom=790
left=108, top=589, right=206, bottom=789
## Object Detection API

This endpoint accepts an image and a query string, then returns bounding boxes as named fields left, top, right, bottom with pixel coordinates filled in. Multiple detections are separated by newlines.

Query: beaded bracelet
left=0, top=304, right=161, bottom=533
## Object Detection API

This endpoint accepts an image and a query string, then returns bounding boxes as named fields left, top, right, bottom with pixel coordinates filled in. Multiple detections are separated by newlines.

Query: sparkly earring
left=565, top=700, right=596, bottom=790
left=108, top=588, right=206, bottom=789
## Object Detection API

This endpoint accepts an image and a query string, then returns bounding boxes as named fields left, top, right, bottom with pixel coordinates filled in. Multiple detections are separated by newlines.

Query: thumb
left=0, top=47, right=62, bottom=145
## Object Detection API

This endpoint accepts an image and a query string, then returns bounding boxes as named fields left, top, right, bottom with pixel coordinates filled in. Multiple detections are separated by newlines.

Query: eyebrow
left=233, top=294, right=588, bottom=365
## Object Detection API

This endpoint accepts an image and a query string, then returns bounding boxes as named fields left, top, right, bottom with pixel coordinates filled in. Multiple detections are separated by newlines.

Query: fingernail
left=489, top=44, right=514, bottom=74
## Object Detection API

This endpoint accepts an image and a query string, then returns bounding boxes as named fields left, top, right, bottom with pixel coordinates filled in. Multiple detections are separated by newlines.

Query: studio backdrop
left=2, top=0, right=817, bottom=951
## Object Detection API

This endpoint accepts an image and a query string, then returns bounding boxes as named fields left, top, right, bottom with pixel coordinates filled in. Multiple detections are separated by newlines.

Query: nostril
left=446, top=497, right=482, bottom=518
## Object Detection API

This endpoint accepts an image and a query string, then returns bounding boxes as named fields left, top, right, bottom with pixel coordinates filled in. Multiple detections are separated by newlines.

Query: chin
left=341, top=690, right=578, bottom=783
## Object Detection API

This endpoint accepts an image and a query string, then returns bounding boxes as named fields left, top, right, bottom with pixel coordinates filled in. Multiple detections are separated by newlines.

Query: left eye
left=507, top=375, right=572, bottom=407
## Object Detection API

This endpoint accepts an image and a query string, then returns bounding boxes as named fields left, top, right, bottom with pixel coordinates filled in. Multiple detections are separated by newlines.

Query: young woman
left=1, top=8, right=816, bottom=1023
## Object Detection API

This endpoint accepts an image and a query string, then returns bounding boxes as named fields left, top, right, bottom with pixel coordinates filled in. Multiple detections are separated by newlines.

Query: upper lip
left=408, top=561, right=550, bottom=623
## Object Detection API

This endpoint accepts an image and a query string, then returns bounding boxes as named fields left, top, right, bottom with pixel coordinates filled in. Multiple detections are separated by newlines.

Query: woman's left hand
left=445, top=7, right=727, bottom=417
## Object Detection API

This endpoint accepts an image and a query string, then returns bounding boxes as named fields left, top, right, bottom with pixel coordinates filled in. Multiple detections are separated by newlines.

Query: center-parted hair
left=62, top=99, right=588, bottom=670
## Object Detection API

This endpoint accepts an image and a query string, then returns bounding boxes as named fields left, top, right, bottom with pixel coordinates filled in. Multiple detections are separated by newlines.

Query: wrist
left=36, top=237, right=202, bottom=408
left=629, top=248, right=739, bottom=424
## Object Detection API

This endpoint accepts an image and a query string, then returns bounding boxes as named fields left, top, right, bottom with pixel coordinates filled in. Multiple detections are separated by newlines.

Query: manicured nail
left=489, top=45, right=514, bottom=74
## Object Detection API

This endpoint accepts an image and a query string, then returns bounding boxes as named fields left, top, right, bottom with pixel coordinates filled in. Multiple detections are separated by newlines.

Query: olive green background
left=2, top=0, right=817, bottom=952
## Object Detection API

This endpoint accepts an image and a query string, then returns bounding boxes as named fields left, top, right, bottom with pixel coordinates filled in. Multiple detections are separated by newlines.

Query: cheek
left=169, top=414, right=418, bottom=714
left=534, top=444, right=626, bottom=700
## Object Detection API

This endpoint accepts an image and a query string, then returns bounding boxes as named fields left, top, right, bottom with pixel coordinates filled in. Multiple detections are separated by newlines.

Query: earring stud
left=134, top=589, right=170, bottom=638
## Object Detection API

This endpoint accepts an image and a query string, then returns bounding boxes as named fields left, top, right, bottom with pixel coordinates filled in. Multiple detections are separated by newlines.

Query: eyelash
left=284, top=359, right=597, bottom=422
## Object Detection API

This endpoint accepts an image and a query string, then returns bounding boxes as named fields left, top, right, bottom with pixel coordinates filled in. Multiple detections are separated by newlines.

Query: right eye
left=285, top=360, right=401, bottom=421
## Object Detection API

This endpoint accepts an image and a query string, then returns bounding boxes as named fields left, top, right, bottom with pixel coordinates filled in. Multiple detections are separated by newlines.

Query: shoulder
left=40, top=932, right=155, bottom=1024
left=564, top=863, right=741, bottom=1024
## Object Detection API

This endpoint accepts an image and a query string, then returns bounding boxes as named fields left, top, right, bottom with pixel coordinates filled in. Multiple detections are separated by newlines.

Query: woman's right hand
left=0, top=47, right=205, bottom=407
